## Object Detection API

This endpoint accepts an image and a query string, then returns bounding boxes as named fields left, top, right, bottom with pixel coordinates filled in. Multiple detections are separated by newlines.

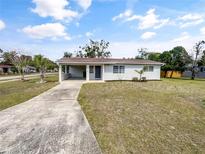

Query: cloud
left=112, top=9, right=133, bottom=21
left=109, top=35, right=204, bottom=58
left=76, top=0, right=92, bottom=10
left=31, top=0, right=78, bottom=20
left=171, top=32, right=190, bottom=43
left=200, top=27, right=205, bottom=35
left=22, top=23, right=70, bottom=40
left=113, top=8, right=170, bottom=30
left=141, top=32, right=156, bottom=40
left=0, top=20, right=6, bottom=31
left=178, top=13, right=204, bottom=28
left=85, top=32, right=94, bottom=37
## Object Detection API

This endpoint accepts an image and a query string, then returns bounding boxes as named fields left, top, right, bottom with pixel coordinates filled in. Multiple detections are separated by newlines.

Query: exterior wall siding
left=104, top=64, right=161, bottom=80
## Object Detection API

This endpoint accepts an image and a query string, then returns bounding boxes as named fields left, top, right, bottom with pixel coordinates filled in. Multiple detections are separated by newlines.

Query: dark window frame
left=119, top=66, right=125, bottom=73
left=113, top=66, right=119, bottom=73
left=113, top=65, right=125, bottom=74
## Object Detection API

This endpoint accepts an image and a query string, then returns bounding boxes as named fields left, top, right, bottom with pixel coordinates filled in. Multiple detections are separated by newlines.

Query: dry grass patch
left=78, top=79, right=205, bottom=154
left=0, top=75, right=58, bottom=111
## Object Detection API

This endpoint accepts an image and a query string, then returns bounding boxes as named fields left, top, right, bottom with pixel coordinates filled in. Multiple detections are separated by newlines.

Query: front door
left=95, top=66, right=101, bottom=79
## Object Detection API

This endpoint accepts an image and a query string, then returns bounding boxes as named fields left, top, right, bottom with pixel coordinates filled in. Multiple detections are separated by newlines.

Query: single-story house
left=0, top=64, right=13, bottom=74
left=57, top=57, right=164, bottom=82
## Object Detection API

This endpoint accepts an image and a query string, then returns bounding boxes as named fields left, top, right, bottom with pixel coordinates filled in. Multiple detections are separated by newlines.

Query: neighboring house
left=183, top=66, right=205, bottom=78
left=0, top=64, right=12, bottom=74
left=57, top=57, right=163, bottom=82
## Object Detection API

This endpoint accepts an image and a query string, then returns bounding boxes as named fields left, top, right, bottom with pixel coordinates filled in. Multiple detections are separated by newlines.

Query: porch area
left=59, top=64, right=104, bottom=82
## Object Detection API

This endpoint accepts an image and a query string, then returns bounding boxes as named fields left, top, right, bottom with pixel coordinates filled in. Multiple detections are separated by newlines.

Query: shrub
left=142, top=77, right=147, bottom=82
left=132, top=77, right=139, bottom=82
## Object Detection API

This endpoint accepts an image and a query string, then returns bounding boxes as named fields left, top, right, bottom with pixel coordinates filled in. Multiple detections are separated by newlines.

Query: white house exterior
left=57, top=57, right=163, bottom=82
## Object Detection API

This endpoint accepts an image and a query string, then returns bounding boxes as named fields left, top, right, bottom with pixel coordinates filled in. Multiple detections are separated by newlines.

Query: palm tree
left=34, top=55, right=48, bottom=83
left=135, top=69, right=145, bottom=81
left=9, top=51, right=30, bottom=81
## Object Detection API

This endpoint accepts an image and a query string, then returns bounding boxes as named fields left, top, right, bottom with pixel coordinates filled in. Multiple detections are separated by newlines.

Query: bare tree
left=191, top=40, right=205, bottom=80
left=0, top=48, right=3, bottom=62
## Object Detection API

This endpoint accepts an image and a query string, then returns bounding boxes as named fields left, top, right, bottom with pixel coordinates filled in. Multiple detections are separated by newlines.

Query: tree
left=9, top=51, right=30, bottom=80
left=135, top=69, right=144, bottom=81
left=64, top=52, right=73, bottom=58
left=198, top=50, right=205, bottom=66
left=47, top=59, right=58, bottom=71
left=191, top=40, right=205, bottom=80
left=147, top=52, right=161, bottom=61
left=1, top=52, right=14, bottom=64
left=159, top=51, right=173, bottom=77
left=170, top=46, right=192, bottom=72
left=78, top=39, right=111, bottom=58
left=135, top=48, right=148, bottom=59
left=159, top=46, right=191, bottom=78
left=75, top=50, right=84, bottom=58
left=34, top=55, right=48, bottom=83
left=0, top=48, right=3, bottom=62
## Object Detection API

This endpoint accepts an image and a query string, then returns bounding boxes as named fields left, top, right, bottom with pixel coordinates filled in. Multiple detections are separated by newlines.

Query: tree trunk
left=21, top=68, right=25, bottom=81
left=18, top=68, right=24, bottom=81
left=170, top=70, right=174, bottom=78
left=191, top=68, right=195, bottom=80
left=21, top=73, right=24, bottom=81
left=164, top=71, right=167, bottom=78
left=40, top=70, right=45, bottom=83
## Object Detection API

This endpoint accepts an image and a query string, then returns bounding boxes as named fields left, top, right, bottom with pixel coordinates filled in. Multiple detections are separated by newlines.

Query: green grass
left=0, top=75, right=58, bottom=111
left=78, top=79, right=205, bottom=154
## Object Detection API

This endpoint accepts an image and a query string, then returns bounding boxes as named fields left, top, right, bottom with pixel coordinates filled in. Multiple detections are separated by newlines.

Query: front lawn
left=78, top=79, right=205, bottom=154
left=0, top=75, right=58, bottom=111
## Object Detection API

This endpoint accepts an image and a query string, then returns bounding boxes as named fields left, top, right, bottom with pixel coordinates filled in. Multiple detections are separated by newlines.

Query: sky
left=0, top=0, right=205, bottom=60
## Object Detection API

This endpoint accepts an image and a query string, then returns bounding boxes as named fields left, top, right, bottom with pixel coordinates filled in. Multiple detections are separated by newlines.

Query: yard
left=0, top=75, right=58, bottom=111
left=78, top=79, right=205, bottom=154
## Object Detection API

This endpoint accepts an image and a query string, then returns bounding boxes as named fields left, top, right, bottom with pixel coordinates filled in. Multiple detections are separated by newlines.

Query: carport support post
left=86, top=65, right=89, bottom=81
left=59, top=64, right=62, bottom=83
left=65, top=65, right=67, bottom=74
left=102, top=64, right=104, bottom=81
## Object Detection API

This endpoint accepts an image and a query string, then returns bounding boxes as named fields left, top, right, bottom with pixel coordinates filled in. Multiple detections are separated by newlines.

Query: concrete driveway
left=0, top=81, right=101, bottom=154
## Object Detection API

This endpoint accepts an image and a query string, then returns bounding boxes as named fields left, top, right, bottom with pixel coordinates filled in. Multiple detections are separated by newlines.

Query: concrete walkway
left=0, top=81, right=101, bottom=154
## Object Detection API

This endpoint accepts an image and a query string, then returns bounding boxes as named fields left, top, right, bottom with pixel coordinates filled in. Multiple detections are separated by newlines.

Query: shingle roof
left=57, top=57, right=164, bottom=65
left=0, top=64, right=13, bottom=68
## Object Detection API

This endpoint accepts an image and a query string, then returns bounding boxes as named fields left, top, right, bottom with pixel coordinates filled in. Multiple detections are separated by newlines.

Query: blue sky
left=0, top=0, right=205, bottom=60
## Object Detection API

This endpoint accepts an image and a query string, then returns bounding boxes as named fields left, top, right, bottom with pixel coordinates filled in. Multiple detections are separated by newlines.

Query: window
left=119, top=66, right=125, bottom=73
left=113, top=66, right=118, bottom=73
left=144, top=66, right=154, bottom=72
left=90, top=66, right=94, bottom=73
left=113, top=66, right=125, bottom=73
left=149, top=66, right=154, bottom=72
left=200, top=67, right=204, bottom=72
